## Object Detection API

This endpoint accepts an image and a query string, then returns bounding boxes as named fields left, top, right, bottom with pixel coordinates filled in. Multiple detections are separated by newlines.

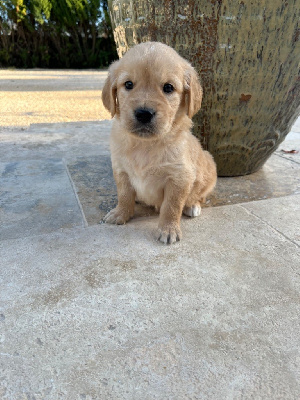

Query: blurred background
left=0, top=0, right=118, bottom=69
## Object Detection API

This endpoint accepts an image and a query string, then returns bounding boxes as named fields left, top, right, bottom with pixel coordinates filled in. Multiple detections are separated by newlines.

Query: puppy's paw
left=155, top=224, right=182, bottom=245
left=183, top=204, right=201, bottom=218
left=103, top=207, right=131, bottom=225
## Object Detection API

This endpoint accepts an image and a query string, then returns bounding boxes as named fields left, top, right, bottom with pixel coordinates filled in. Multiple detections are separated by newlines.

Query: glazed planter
left=108, top=0, right=300, bottom=176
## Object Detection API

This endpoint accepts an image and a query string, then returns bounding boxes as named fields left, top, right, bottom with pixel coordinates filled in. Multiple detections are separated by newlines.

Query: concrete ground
left=0, top=70, right=110, bottom=128
left=0, top=70, right=300, bottom=399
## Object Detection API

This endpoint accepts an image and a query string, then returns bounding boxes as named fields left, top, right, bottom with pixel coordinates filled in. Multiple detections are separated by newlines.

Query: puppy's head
left=102, top=42, right=202, bottom=139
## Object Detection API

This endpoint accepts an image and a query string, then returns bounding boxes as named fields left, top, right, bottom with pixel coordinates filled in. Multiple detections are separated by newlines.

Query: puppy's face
left=102, top=42, right=203, bottom=139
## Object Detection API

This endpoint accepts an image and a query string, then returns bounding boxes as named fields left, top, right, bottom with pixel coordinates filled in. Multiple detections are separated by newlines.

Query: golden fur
left=102, top=42, right=217, bottom=244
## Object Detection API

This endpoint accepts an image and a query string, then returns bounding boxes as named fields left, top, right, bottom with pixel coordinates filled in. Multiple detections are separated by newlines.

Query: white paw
left=183, top=205, right=201, bottom=218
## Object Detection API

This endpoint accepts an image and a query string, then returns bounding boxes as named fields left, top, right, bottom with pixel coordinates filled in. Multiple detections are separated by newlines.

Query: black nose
left=134, top=108, right=156, bottom=124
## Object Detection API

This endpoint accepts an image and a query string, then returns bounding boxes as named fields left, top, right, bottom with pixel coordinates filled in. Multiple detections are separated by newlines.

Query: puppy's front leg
left=104, top=171, right=136, bottom=225
left=156, top=180, right=189, bottom=244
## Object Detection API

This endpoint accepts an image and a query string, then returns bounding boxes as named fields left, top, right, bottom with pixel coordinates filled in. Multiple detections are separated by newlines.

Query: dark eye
left=163, top=83, right=174, bottom=93
left=125, top=81, right=134, bottom=90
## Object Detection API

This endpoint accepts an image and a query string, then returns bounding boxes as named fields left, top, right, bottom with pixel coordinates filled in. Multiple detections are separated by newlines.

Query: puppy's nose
left=134, top=108, right=156, bottom=124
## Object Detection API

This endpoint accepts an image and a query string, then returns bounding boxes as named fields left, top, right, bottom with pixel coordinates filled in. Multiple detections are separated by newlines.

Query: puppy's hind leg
left=183, top=180, right=215, bottom=218
left=183, top=202, right=201, bottom=218
left=103, top=171, right=136, bottom=225
left=183, top=185, right=202, bottom=218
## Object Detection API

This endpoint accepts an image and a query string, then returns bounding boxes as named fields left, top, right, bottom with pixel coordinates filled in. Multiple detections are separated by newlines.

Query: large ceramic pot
left=108, top=0, right=300, bottom=176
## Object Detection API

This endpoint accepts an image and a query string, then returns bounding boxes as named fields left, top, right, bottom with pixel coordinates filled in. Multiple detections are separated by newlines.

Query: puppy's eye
left=163, top=83, right=174, bottom=94
left=125, top=81, right=134, bottom=90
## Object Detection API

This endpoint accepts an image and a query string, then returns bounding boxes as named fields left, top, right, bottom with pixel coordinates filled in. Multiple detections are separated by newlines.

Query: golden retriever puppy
left=102, top=42, right=217, bottom=244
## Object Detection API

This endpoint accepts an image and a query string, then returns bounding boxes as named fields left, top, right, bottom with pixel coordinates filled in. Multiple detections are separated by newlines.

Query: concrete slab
left=0, top=159, right=85, bottom=240
left=242, top=194, right=300, bottom=246
left=0, top=202, right=299, bottom=399
left=67, top=155, right=118, bottom=224
left=0, top=120, right=111, bottom=163
left=211, top=153, right=300, bottom=207
left=276, top=131, right=300, bottom=164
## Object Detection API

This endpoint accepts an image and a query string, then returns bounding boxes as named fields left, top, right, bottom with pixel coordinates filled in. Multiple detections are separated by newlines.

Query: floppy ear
left=102, top=60, right=119, bottom=117
left=184, top=66, right=203, bottom=118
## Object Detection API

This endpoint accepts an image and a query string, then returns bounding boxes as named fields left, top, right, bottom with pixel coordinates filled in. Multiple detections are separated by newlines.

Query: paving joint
left=239, top=200, right=300, bottom=249
left=63, top=158, right=89, bottom=228
left=274, top=152, right=300, bottom=165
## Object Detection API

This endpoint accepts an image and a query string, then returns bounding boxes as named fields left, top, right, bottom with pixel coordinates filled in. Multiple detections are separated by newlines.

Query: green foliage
left=0, top=0, right=117, bottom=68
left=29, top=0, right=52, bottom=24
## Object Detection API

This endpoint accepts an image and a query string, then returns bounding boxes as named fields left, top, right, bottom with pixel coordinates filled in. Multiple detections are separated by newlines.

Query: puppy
left=102, top=42, right=217, bottom=244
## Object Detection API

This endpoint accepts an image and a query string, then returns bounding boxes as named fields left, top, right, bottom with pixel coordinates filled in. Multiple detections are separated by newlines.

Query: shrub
left=0, top=0, right=117, bottom=68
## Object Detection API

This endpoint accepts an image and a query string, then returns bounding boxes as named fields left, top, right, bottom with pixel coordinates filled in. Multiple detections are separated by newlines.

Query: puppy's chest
left=125, top=149, right=166, bottom=206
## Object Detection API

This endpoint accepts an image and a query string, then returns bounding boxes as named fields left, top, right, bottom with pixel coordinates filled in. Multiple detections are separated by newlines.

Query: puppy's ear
left=184, top=66, right=203, bottom=118
left=102, top=60, right=119, bottom=117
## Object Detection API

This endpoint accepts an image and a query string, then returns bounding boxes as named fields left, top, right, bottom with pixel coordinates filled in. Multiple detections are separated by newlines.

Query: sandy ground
left=0, top=69, right=111, bottom=129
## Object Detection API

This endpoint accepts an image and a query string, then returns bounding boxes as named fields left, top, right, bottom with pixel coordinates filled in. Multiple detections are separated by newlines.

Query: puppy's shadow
left=134, top=200, right=158, bottom=218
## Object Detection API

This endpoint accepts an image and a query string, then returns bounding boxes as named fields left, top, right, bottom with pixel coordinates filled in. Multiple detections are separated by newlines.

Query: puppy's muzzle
left=134, top=108, right=156, bottom=124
